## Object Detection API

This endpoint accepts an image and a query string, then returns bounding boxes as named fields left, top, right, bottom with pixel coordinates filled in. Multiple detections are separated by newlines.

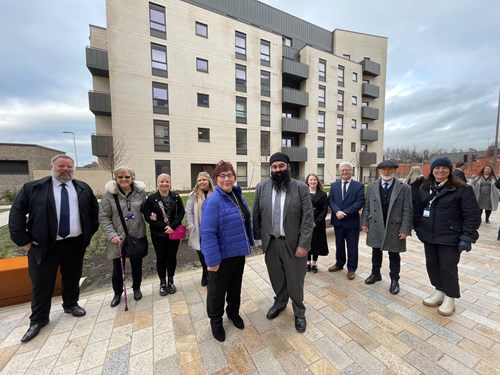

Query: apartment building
left=87, top=0, right=387, bottom=190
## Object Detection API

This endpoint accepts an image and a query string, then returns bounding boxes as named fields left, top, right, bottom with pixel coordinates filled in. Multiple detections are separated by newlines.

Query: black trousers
left=371, top=248, right=401, bottom=280
left=27, top=236, right=85, bottom=325
left=112, top=257, right=142, bottom=294
left=151, top=235, right=180, bottom=280
left=423, top=242, right=461, bottom=298
left=206, top=256, right=245, bottom=322
left=197, top=250, right=208, bottom=279
left=334, top=225, right=360, bottom=272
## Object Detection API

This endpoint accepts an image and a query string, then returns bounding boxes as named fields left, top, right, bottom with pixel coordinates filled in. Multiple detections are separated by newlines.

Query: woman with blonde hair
left=406, top=166, right=424, bottom=211
left=185, top=171, right=215, bottom=286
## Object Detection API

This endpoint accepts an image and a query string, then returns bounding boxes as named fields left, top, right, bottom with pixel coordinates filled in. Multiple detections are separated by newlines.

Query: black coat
left=413, top=183, right=480, bottom=246
left=142, top=190, right=185, bottom=234
left=309, top=190, right=329, bottom=256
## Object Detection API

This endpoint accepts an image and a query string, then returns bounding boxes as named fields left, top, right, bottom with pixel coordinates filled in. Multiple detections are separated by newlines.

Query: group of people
left=8, top=152, right=488, bottom=344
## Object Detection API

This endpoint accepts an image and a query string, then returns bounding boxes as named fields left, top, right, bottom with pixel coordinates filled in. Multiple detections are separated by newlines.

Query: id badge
left=125, top=213, right=136, bottom=221
left=423, top=208, right=430, bottom=217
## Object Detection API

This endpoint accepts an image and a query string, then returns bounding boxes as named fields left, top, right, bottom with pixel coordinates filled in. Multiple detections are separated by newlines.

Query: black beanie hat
left=430, top=157, right=453, bottom=172
left=269, top=152, right=290, bottom=165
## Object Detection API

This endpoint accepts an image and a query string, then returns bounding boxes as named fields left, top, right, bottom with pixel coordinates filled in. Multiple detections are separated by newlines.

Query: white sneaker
left=438, top=296, right=455, bottom=316
left=423, top=290, right=444, bottom=307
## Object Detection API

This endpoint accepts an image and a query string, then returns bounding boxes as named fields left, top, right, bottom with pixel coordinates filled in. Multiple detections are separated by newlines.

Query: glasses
left=218, top=173, right=235, bottom=180
left=117, top=176, right=131, bottom=179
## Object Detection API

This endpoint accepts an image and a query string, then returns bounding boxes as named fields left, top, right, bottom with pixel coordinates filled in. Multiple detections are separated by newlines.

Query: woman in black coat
left=413, top=158, right=480, bottom=316
left=305, top=173, right=329, bottom=273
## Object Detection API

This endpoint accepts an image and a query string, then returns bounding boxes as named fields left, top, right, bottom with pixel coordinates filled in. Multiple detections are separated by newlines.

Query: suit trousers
left=151, top=234, right=180, bottom=280
left=112, top=257, right=142, bottom=294
left=206, top=256, right=245, bottom=321
left=423, top=242, right=461, bottom=298
left=27, top=235, right=85, bottom=324
left=333, top=225, right=360, bottom=272
left=371, top=248, right=401, bottom=281
left=265, top=237, right=307, bottom=318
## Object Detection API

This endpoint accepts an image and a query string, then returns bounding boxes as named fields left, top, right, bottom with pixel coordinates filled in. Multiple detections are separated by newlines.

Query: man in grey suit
left=361, top=160, right=412, bottom=295
left=253, top=152, right=314, bottom=333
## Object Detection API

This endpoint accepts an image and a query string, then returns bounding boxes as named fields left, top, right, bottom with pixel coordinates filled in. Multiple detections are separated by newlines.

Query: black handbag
left=114, top=195, right=148, bottom=259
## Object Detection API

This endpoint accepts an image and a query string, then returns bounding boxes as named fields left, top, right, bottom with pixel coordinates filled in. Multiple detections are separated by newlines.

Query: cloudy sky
left=1, top=0, right=499, bottom=165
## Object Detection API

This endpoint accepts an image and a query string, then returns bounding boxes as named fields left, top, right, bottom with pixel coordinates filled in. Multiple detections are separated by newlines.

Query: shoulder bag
left=114, top=195, right=148, bottom=258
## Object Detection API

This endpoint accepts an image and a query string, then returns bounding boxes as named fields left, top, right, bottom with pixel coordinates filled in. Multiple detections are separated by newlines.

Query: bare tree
left=97, top=131, right=130, bottom=177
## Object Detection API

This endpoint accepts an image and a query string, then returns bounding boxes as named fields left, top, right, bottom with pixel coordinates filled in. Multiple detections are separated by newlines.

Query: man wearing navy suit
left=328, top=162, right=365, bottom=280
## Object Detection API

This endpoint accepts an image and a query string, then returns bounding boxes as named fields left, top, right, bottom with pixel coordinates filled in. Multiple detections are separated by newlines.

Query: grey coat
left=185, top=192, right=202, bottom=250
left=99, top=180, right=147, bottom=260
left=361, top=178, right=412, bottom=252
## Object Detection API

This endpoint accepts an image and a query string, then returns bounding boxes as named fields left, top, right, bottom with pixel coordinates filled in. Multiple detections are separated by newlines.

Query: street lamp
left=62, top=131, right=79, bottom=168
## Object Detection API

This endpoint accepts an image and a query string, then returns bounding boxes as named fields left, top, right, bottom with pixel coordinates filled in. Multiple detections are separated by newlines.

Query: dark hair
left=305, top=173, right=323, bottom=190
left=422, top=170, right=465, bottom=191
left=477, top=165, right=497, bottom=181
left=212, top=160, right=236, bottom=180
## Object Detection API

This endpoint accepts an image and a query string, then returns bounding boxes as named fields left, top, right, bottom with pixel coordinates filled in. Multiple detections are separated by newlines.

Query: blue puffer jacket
left=200, top=185, right=254, bottom=267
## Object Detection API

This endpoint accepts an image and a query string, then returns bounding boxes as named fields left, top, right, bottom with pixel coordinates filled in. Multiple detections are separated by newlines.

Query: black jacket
left=142, top=190, right=185, bottom=234
left=413, top=183, right=480, bottom=246
left=9, top=176, right=99, bottom=264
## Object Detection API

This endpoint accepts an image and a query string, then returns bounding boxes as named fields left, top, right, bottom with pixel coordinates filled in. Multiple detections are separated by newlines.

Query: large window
left=260, top=39, right=270, bottom=66
left=155, top=159, right=170, bottom=177
left=149, top=3, right=166, bottom=39
left=235, top=31, right=246, bottom=60
left=154, top=120, right=170, bottom=152
left=196, top=58, right=208, bottom=72
left=195, top=21, right=207, bottom=37
left=198, top=128, right=210, bottom=142
left=336, top=139, right=343, bottom=159
left=235, top=64, right=247, bottom=92
left=151, top=43, right=167, bottom=77
left=236, top=97, right=247, bottom=124
left=236, top=129, right=247, bottom=155
left=261, top=70, right=270, bottom=96
left=317, top=164, right=325, bottom=184
left=318, top=85, right=326, bottom=107
left=261, top=101, right=271, bottom=126
left=197, top=93, right=209, bottom=107
left=319, top=59, right=326, bottom=81
left=337, top=115, right=343, bottom=135
left=237, top=162, right=248, bottom=187
left=338, top=65, right=344, bottom=87
left=351, top=142, right=356, bottom=152
left=152, top=82, right=168, bottom=114
left=317, top=137, right=325, bottom=158
left=337, top=90, right=344, bottom=111
left=261, top=130, right=270, bottom=156
left=318, top=111, right=325, bottom=133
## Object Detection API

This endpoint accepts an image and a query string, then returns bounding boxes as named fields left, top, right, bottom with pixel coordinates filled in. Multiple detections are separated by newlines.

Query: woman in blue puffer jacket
left=200, top=160, right=253, bottom=342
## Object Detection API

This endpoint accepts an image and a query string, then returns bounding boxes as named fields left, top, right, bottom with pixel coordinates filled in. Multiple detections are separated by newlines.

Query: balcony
left=91, top=134, right=112, bottom=157
left=361, top=106, right=379, bottom=120
left=361, top=129, right=379, bottom=142
left=359, top=152, right=377, bottom=166
left=362, top=83, right=379, bottom=99
left=282, top=45, right=299, bottom=60
left=86, top=47, right=109, bottom=77
left=89, top=91, right=111, bottom=116
left=281, top=118, right=308, bottom=134
left=281, top=146, right=307, bottom=162
left=282, top=87, right=308, bottom=108
left=361, top=59, right=380, bottom=77
left=282, top=59, right=308, bottom=82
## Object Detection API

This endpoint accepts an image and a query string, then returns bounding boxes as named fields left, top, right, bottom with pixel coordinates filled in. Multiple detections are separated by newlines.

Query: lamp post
left=62, top=131, right=79, bottom=168
left=494, top=86, right=500, bottom=174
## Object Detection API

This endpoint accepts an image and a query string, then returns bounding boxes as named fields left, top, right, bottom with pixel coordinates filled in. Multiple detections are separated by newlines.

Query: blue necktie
left=342, top=181, right=348, bottom=200
left=59, top=183, right=70, bottom=238
left=383, top=182, right=389, bottom=191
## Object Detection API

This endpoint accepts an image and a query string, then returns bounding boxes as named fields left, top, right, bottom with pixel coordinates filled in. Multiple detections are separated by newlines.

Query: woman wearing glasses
left=200, top=161, right=254, bottom=342
left=99, top=166, right=147, bottom=307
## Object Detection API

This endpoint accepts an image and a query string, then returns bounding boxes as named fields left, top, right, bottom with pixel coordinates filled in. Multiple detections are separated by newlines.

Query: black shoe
left=133, top=289, right=142, bottom=301
left=306, top=264, right=311, bottom=272
left=485, top=220, right=490, bottom=224
left=266, top=305, right=285, bottom=320
left=311, top=265, right=318, bottom=273
left=110, top=294, right=121, bottom=307
left=159, top=279, right=168, bottom=296
left=167, top=282, right=176, bottom=294
left=295, top=317, right=307, bottom=333
left=390, top=280, right=400, bottom=295
left=201, top=276, right=208, bottom=287
left=228, top=314, right=245, bottom=329
left=210, top=320, right=225, bottom=342
left=365, top=274, right=382, bottom=285
left=20, top=320, right=49, bottom=343
left=64, top=305, right=86, bottom=317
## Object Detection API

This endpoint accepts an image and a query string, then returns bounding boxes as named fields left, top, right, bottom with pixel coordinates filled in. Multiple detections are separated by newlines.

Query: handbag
left=169, top=225, right=186, bottom=240
left=114, top=195, right=148, bottom=258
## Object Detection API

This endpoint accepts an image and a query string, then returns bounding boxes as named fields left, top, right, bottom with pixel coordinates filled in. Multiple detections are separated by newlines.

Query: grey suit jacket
left=252, top=178, right=314, bottom=253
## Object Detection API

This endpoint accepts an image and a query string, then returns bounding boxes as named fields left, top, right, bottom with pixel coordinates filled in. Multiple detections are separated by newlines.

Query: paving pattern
left=0, top=211, right=499, bottom=374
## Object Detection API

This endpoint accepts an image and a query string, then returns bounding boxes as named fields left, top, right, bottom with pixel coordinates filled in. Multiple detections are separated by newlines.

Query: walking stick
left=117, top=241, right=128, bottom=311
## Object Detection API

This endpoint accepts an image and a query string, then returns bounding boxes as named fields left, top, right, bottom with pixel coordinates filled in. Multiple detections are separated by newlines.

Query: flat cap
left=377, top=160, right=399, bottom=169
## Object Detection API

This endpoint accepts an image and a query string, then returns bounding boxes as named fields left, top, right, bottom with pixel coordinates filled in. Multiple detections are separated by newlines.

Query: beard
left=271, top=169, right=291, bottom=188
left=52, top=169, right=73, bottom=183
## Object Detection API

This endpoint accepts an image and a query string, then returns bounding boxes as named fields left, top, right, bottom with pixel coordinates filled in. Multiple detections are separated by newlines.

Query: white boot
left=438, top=296, right=455, bottom=316
left=423, top=290, right=444, bottom=307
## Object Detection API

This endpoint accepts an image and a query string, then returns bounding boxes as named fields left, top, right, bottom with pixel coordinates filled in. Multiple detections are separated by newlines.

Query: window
left=318, top=111, right=325, bottom=133
left=261, top=70, right=271, bottom=96
left=317, top=137, right=325, bottom=158
left=337, top=90, right=344, bottom=111
left=319, top=59, right=326, bottom=81
left=361, top=122, right=368, bottom=130
left=195, top=21, right=207, bottom=37
left=153, top=82, right=168, bottom=114
left=260, top=39, right=270, bottom=66
left=352, top=72, right=358, bottom=82
left=361, top=144, right=368, bottom=152
left=261, top=162, right=269, bottom=182
left=336, top=139, right=343, bottom=159
left=318, top=85, right=326, bottom=107
left=317, top=164, right=325, bottom=184
left=236, top=97, right=247, bottom=124
left=343, top=54, right=350, bottom=60
left=351, top=142, right=356, bottom=152
left=283, top=36, right=292, bottom=47
left=363, top=79, right=369, bottom=84
left=236, top=128, right=247, bottom=155
left=198, top=128, right=210, bottom=142
left=338, top=65, right=344, bottom=87
left=335, top=163, right=340, bottom=180
left=155, top=159, right=170, bottom=177
left=197, top=93, right=209, bottom=107
left=151, top=43, right=167, bottom=77
left=352, top=96, right=357, bottom=105
left=337, top=115, right=343, bottom=135
left=149, top=3, right=166, bottom=39
left=0, top=160, right=28, bottom=174
left=154, top=120, right=170, bottom=152
left=196, top=58, right=208, bottom=72
left=362, top=101, right=369, bottom=107
left=237, top=162, right=248, bottom=187
left=235, top=31, right=246, bottom=59
left=261, top=130, right=270, bottom=156
left=351, top=119, right=357, bottom=129
left=261, top=101, right=271, bottom=126
left=235, top=64, right=247, bottom=92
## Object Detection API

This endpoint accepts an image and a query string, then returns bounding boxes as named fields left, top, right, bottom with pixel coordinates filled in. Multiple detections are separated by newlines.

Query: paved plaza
left=0, top=211, right=499, bottom=374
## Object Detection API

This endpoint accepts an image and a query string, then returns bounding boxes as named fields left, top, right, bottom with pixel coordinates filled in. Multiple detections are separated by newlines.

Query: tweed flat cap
left=377, top=160, right=399, bottom=169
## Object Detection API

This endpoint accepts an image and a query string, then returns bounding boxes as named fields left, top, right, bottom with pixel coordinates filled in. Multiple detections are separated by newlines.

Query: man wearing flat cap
left=253, top=152, right=314, bottom=333
left=361, top=159, right=412, bottom=295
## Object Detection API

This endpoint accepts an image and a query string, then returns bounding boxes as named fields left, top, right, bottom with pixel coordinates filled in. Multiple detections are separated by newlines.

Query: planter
left=0, top=257, right=62, bottom=308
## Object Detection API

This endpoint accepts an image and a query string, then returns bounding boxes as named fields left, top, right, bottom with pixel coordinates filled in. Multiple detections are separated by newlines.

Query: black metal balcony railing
left=88, top=91, right=111, bottom=116
left=361, top=106, right=379, bottom=120
left=362, top=82, right=380, bottom=99
left=281, top=118, right=308, bottom=134
left=85, top=47, right=109, bottom=77
left=281, top=146, right=307, bottom=162
left=282, top=59, right=309, bottom=81
left=360, top=129, right=379, bottom=142
left=359, top=151, right=377, bottom=165
left=91, top=134, right=112, bottom=156
left=361, top=59, right=381, bottom=77
left=282, top=87, right=309, bottom=107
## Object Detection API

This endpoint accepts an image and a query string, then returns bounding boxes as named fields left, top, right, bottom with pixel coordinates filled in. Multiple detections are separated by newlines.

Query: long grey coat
left=361, top=178, right=412, bottom=252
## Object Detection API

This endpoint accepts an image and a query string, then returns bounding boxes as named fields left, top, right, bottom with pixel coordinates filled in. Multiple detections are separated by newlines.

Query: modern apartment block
left=87, top=0, right=387, bottom=190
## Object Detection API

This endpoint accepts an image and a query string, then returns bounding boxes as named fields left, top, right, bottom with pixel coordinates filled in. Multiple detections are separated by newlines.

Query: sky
left=1, top=0, right=499, bottom=166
